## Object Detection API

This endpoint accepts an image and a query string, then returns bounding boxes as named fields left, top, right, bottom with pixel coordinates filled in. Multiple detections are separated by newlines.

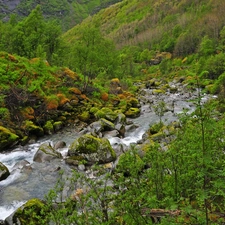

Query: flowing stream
left=0, top=86, right=214, bottom=221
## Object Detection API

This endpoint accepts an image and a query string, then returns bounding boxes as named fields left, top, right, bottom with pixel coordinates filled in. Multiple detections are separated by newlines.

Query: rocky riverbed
left=0, top=78, right=215, bottom=224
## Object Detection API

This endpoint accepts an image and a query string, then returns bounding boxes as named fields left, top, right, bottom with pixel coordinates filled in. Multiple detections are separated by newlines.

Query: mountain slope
left=0, top=0, right=121, bottom=31
left=64, top=0, right=225, bottom=56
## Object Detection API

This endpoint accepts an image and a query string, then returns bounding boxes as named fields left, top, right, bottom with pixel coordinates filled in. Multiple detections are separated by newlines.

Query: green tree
left=166, top=96, right=225, bottom=224
left=198, top=35, right=215, bottom=57
left=68, top=25, right=118, bottom=91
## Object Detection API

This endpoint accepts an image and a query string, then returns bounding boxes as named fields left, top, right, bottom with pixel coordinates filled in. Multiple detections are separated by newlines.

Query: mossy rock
left=13, top=198, right=46, bottom=225
left=115, top=112, right=126, bottom=124
left=125, top=107, right=140, bottom=118
left=33, top=143, right=62, bottom=163
left=169, top=86, right=178, bottom=93
left=20, top=135, right=29, bottom=146
left=78, top=111, right=90, bottom=122
left=149, top=122, right=164, bottom=134
left=43, top=120, right=54, bottom=135
left=22, top=121, right=44, bottom=137
left=0, top=162, right=10, bottom=181
left=94, top=107, right=118, bottom=122
left=152, top=89, right=165, bottom=95
left=65, top=155, right=87, bottom=166
left=0, top=126, right=19, bottom=151
left=150, top=132, right=165, bottom=141
left=68, top=134, right=116, bottom=164
left=90, top=107, right=99, bottom=114
left=100, top=118, right=115, bottom=130
left=53, top=121, right=63, bottom=131
left=145, top=78, right=156, bottom=88
left=127, top=97, right=140, bottom=108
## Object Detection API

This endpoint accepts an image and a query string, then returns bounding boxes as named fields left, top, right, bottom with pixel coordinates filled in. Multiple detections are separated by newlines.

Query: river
left=0, top=86, right=214, bottom=221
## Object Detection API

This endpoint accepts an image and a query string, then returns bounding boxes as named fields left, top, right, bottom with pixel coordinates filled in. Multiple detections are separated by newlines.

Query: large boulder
left=0, top=162, right=10, bottom=181
left=0, top=126, right=19, bottom=152
left=33, top=143, right=62, bottom=163
left=68, top=134, right=116, bottom=165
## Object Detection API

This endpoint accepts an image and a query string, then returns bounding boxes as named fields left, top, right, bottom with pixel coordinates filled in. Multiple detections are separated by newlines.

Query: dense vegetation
left=1, top=0, right=225, bottom=224
left=0, top=0, right=121, bottom=31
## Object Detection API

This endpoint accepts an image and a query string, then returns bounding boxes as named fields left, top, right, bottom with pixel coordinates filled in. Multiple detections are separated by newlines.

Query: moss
left=127, top=97, right=139, bottom=108
left=94, top=107, right=118, bottom=121
left=0, top=162, right=10, bottom=181
left=69, top=134, right=116, bottom=162
left=150, top=132, right=164, bottom=141
left=152, top=89, right=166, bottom=94
left=78, top=111, right=90, bottom=122
left=0, top=126, right=19, bottom=151
left=43, top=120, right=54, bottom=134
left=125, top=107, right=140, bottom=118
left=77, top=134, right=99, bottom=154
left=53, top=121, right=63, bottom=131
left=100, top=118, right=115, bottom=130
left=149, top=122, right=163, bottom=134
left=22, top=121, right=44, bottom=137
left=20, top=136, right=29, bottom=146
left=90, top=106, right=99, bottom=114
left=13, top=198, right=46, bottom=225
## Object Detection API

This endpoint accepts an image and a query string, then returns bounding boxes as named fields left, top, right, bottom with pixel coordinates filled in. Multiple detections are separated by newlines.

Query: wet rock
left=115, top=123, right=126, bottom=137
left=89, top=120, right=104, bottom=134
left=78, top=164, right=85, bottom=171
left=0, top=162, right=10, bottom=181
left=12, top=160, right=31, bottom=171
left=125, top=123, right=139, bottom=132
left=115, top=112, right=126, bottom=125
left=54, top=141, right=66, bottom=150
left=33, top=143, right=62, bottom=163
left=100, top=118, right=115, bottom=130
left=103, top=130, right=120, bottom=138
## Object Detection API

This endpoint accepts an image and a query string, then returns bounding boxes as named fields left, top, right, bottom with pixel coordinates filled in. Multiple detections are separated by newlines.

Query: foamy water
left=0, top=201, right=26, bottom=220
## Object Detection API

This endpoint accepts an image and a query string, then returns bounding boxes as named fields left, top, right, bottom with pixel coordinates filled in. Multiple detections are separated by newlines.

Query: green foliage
left=66, top=25, right=118, bottom=91
left=198, top=36, right=215, bottom=57
left=153, top=100, right=167, bottom=124
left=0, top=6, right=64, bottom=64
left=200, top=53, right=225, bottom=79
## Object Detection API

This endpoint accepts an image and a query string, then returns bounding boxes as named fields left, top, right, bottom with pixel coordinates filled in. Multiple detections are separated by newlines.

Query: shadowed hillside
left=0, top=0, right=121, bottom=31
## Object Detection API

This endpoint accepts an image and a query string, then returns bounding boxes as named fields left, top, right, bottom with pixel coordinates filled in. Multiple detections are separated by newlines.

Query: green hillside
left=0, top=0, right=121, bottom=31
left=64, top=0, right=225, bottom=54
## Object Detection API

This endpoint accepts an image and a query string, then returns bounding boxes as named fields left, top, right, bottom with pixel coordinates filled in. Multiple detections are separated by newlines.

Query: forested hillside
left=1, top=0, right=225, bottom=224
left=0, top=0, right=121, bottom=31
